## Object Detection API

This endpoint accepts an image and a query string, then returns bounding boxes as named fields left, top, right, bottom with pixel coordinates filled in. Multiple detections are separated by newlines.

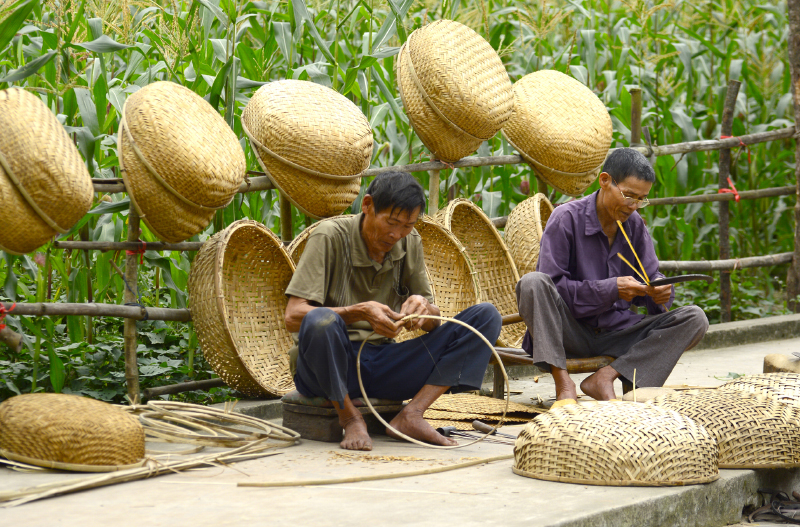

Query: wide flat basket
left=505, top=193, right=555, bottom=276
left=650, top=389, right=800, bottom=469
left=286, top=216, right=349, bottom=265
left=396, top=19, right=513, bottom=163
left=242, top=80, right=372, bottom=219
left=719, top=373, right=800, bottom=406
left=0, top=393, right=145, bottom=471
left=119, top=81, right=246, bottom=243
left=513, top=401, right=719, bottom=486
left=502, top=70, right=612, bottom=196
left=189, top=220, right=295, bottom=397
left=434, top=199, right=524, bottom=347
left=0, top=88, right=93, bottom=255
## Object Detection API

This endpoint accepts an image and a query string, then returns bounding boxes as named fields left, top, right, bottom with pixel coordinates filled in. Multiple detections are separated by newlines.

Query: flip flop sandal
left=749, top=489, right=800, bottom=524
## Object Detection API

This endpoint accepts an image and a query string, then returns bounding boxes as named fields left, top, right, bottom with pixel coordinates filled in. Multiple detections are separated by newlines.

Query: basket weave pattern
left=434, top=199, right=524, bottom=347
left=650, top=389, right=800, bottom=468
left=719, top=373, right=800, bottom=406
left=0, top=393, right=145, bottom=467
left=0, top=88, right=93, bottom=254
left=513, top=402, right=719, bottom=486
left=189, top=220, right=295, bottom=397
left=505, top=193, right=555, bottom=276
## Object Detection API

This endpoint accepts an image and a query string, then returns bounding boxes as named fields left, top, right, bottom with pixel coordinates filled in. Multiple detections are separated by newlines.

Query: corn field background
left=0, top=0, right=796, bottom=402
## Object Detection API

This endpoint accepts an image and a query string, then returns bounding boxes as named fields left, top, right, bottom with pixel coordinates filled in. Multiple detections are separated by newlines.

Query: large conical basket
left=396, top=19, right=514, bottom=163
left=503, top=70, right=612, bottom=197
left=242, top=80, right=373, bottom=219
left=0, top=393, right=145, bottom=472
left=434, top=199, right=524, bottom=347
left=0, top=88, right=93, bottom=255
left=513, top=401, right=719, bottom=486
left=505, top=193, right=555, bottom=276
left=189, top=220, right=295, bottom=397
left=119, top=81, right=246, bottom=243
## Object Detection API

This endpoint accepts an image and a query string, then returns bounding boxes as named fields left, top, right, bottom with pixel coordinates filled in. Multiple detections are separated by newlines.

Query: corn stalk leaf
left=290, top=0, right=335, bottom=64
left=0, top=50, right=55, bottom=83
left=75, top=34, right=131, bottom=53
left=0, top=0, right=36, bottom=53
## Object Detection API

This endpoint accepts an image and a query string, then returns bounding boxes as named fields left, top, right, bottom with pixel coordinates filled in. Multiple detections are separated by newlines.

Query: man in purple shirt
left=516, top=148, right=708, bottom=404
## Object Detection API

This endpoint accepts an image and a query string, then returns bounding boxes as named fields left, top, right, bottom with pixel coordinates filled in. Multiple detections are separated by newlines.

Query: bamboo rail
left=142, top=378, right=225, bottom=399
left=54, top=241, right=204, bottom=252
left=93, top=174, right=276, bottom=194
left=0, top=302, right=191, bottom=321
left=788, top=0, right=800, bottom=311
left=659, top=252, right=794, bottom=272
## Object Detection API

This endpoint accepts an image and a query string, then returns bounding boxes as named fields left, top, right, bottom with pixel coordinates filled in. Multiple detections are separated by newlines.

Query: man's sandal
left=749, top=488, right=800, bottom=524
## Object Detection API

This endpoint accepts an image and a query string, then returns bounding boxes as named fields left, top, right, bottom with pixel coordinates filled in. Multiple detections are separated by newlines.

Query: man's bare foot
left=387, top=408, right=457, bottom=446
left=340, top=413, right=373, bottom=451
left=579, top=365, right=620, bottom=401
left=551, top=366, right=578, bottom=401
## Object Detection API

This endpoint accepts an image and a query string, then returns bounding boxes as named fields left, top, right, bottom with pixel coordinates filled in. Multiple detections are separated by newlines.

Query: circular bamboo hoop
left=649, top=389, right=800, bottom=469
left=188, top=220, right=295, bottom=397
left=242, top=80, right=373, bottom=219
left=505, top=193, right=555, bottom=276
left=718, top=373, right=800, bottom=406
left=119, top=81, right=246, bottom=243
left=513, top=401, right=719, bottom=486
left=433, top=199, right=524, bottom=347
left=502, top=70, right=612, bottom=197
left=0, top=393, right=145, bottom=471
left=396, top=19, right=514, bottom=163
left=0, top=88, right=93, bottom=255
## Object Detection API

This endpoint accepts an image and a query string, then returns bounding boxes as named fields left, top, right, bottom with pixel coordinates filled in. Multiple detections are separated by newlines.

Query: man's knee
left=516, top=271, right=553, bottom=297
left=299, top=307, right=345, bottom=340
left=680, top=305, right=709, bottom=335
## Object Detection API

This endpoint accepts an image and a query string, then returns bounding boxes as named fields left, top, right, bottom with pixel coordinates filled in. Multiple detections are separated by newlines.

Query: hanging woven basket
left=396, top=19, right=514, bottom=163
left=513, top=401, right=719, bottom=486
left=719, top=373, right=800, bottom=406
left=505, top=193, right=555, bottom=276
left=119, top=81, right=246, bottom=243
left=242, top=80, right=373, bottom=219
left=0, top=393, right=145, bottom=471
left=189, top=220, right=295, bottom=397
left=650, top=389, right=800, bottom=469
left=433, top=199, right=524, bottom=347
left=0, top=88, right=93, bottom=255
left=503, top=70, right=612, bottom=197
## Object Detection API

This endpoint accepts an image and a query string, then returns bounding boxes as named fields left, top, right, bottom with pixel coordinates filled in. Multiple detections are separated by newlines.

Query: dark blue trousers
left=294, top=303, right=502, bottom=406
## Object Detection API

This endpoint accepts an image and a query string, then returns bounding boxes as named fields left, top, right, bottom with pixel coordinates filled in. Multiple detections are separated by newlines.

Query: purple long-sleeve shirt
left=533, top=190, right=674, bottom=331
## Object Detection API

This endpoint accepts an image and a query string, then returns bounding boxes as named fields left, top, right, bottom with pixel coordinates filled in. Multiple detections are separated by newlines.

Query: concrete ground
left=1, top=337, right=800, bottom=527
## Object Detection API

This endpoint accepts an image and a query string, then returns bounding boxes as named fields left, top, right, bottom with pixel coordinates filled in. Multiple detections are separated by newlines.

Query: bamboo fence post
left=630, top=87, right=643, bottom=146
left=536, top=176, right=548, bottom=197
left=279, top=192, right=292, bottom=244
left=787, top=0, right=800, bottom=312
left=429, top=170, right=440, bottom=214
left=718, top=79, right=741, bottom=323
left=123, top=205, right=141, bottom=403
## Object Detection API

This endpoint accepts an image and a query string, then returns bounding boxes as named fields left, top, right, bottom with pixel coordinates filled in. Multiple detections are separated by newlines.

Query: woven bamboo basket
left=189, top=220, right=295, bottom=397
left=286, top=216, right=348, bottom=265
left=119, top=81, right=246, bottom=243
left=513, top=401, right=719, bottom=486
left=719, top=373, right=800, bottom=406
left=0, top=88, right=93, bottom=255
left=502, top=70, right=612, bottom=197
left=396, top=19, right=514, bottom=163
left=242, top=80, right=373, bottom=219
left=505, top=193, right=555, bottom=276
left=433, top=199, right=524, bottom=347
left=650, top=389, right=800, bottom=468
left=0, top=393, right=145, bottom=471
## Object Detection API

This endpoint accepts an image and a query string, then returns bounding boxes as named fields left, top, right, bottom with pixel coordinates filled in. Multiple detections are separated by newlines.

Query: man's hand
left=616, top=276, right=649, bottom=301
left=360, top=301, right=404, bottom=338
left=645, top=284, right=672, bottom=305
left=399, top=295, right=430, bottom=331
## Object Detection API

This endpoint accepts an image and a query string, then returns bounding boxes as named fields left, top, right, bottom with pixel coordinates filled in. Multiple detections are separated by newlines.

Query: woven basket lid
left=505, top=193, right=555, bottom=276
left=433, top=199, right=524, bottom=347
left=119, top=81, right=246, bottom=243
left=513, top=401, right=719, bottom=486
left=650, top=389, right=800, bottom=468
left=396, top=19, right=514, bottom=163
left=502, top=70, right=612, bottom=197
left=188, top=220, right=295, bottom=397
left=0, top=88, right=93, bottom=255
left=0, top=393, right=145, bottom=471
left=242, top=80, right=373, bottom=219
left=719, top=373, right=800, bottom=406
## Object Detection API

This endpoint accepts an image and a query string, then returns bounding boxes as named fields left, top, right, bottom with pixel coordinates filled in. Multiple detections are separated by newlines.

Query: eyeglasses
left=611, top=178, right=650, bottom=208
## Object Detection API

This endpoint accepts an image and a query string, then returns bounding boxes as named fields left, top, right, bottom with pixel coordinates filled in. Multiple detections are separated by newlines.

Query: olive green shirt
left=284, top=213, right=434, bottom=374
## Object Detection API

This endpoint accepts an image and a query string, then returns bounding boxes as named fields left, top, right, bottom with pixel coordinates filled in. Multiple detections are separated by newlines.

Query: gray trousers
left=515, top=272, right=709, bottom=388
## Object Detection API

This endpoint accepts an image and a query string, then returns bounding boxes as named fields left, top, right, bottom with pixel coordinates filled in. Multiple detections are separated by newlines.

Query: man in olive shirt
left=284, top=172, right=501, bottom=451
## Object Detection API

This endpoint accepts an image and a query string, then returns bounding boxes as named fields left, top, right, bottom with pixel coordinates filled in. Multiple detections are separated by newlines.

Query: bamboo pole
left=279, top=193, right=292, bottom=243
left=719, top=80, right=741, bottom=323
left=142, top=378, right=225, bottom=399
left=92, top=174, right=276, bottom=194
left=54, top=241, right=204, bottom=252
left=788, top=0, right=800, bottom=312
left=630, top=87, right=643, bottom=146
left=1, top=302, right=191, bottom=321
left=123, top=206, right=141, bottom=403
left=659, top=252, right=794, bottom=272
left=429, top=170, right=440, bottom=215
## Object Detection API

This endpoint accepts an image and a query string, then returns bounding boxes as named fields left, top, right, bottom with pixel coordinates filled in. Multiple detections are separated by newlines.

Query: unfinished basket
left=396, top=19, right=513, bottom=163
left=433, top=199, right=524, bottom=347
left=503, top=70, right=612, bottom=196
left=513, top=401, right=719, bottom=486
left=119, top=81, right=246, bottom=243
left=719, top=373, right=800, bottom=406
left=0, top=88, right=93, bottom=255
left=505, top=193, right=555, bottom=275
left=429, top=393, right=540, bottom=415
left=189, top=220, right=295, bottom=397
left=0, top=393, right=145, bottom=471
left=650, top=389, right=800, bottom=468
left=242, top=80, right=372, bottom=219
